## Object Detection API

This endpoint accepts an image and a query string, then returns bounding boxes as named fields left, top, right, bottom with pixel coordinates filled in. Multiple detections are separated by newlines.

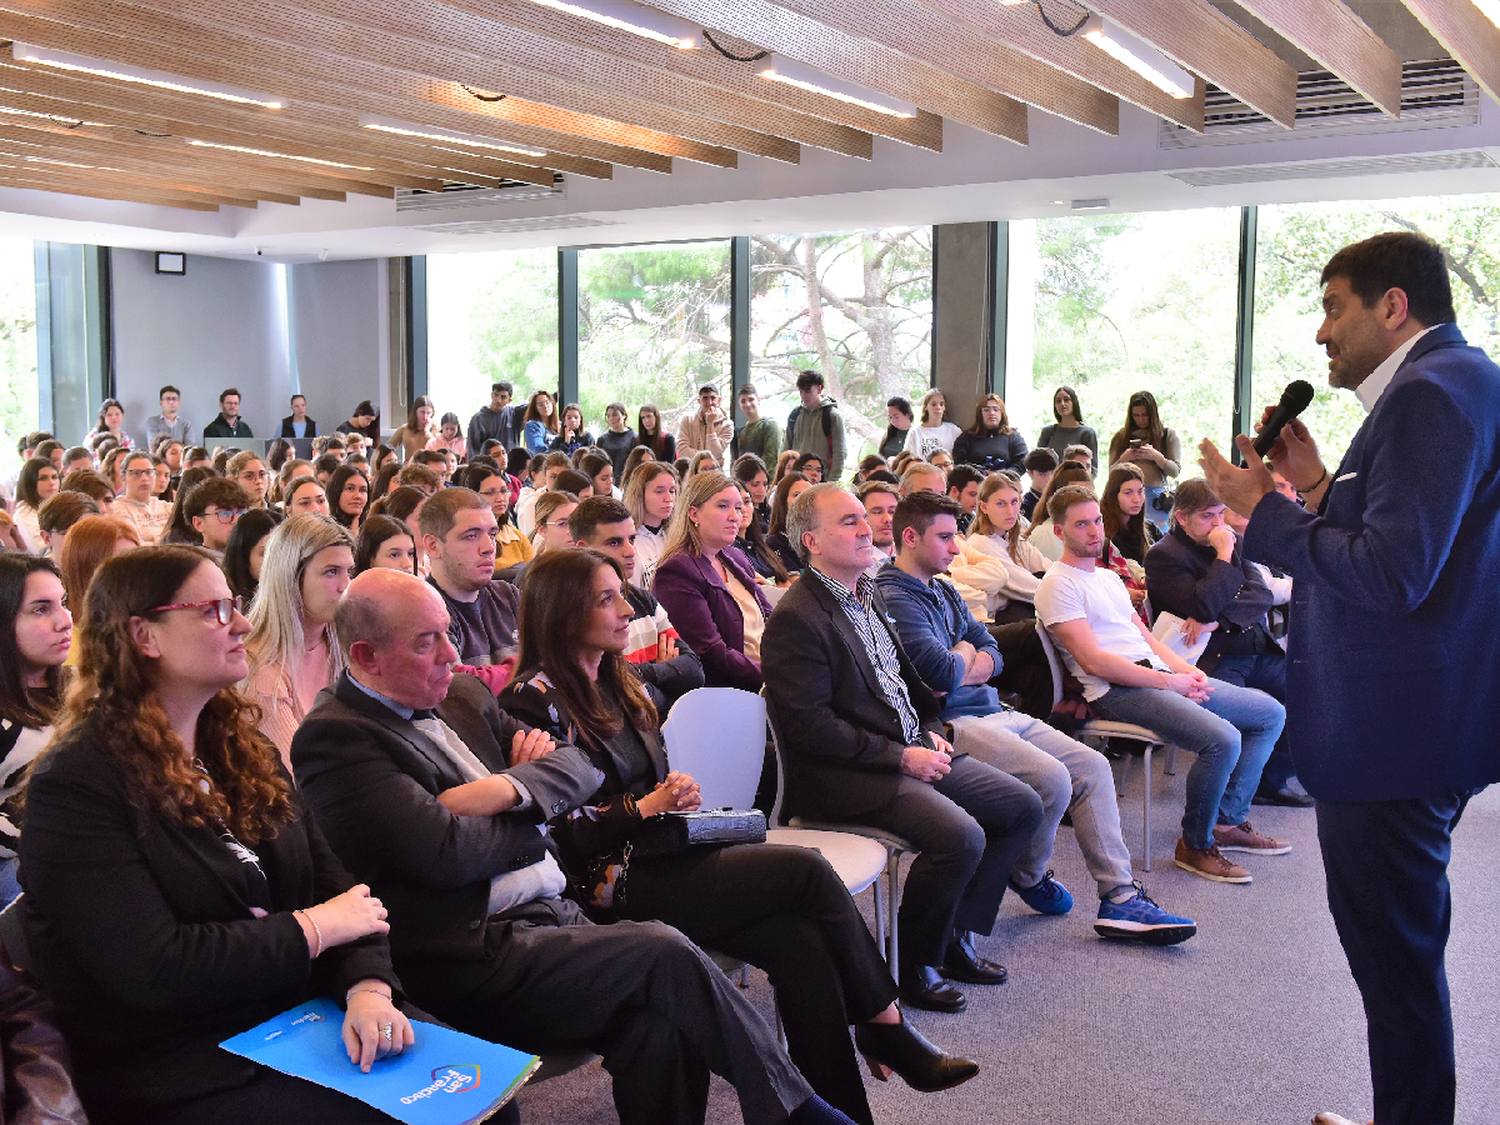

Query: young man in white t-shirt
left=1034, top=484, right=1287, bottom=884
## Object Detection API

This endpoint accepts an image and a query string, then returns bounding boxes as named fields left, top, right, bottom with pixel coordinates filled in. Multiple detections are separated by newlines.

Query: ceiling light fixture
left=1080, top=15, right=1195, bottom=100
left=358, top=115, right=547, bottom=158
left=11, top=42, right=286, bottom=109
left=185, top=139, right=372, bottom=170
left=1473, top=0, right=1500, bottom=30
left=757, top=55, right=919, bottom=118
left=522, top=0, right=700, bottom=49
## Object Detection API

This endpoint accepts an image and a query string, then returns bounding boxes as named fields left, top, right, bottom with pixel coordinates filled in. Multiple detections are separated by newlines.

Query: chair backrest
left=659, top=687, right=766, bottom=810
left=759, top=687, right=793, bottom=826
left=1033, top=619, right=1066, bottom=708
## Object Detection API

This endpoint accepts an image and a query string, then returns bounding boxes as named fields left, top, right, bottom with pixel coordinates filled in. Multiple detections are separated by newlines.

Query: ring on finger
left=380, top=1023, right=393, bottom=1041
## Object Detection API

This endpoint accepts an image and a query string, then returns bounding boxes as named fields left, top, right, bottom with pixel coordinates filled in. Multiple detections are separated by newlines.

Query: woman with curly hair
left=18, top=545, right=415, bottom=1125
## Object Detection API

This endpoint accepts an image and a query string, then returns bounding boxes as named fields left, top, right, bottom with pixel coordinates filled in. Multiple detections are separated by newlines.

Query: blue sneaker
left=1009, top=870, right=1073, bottom=915
left=1094, top=883, right=1197, bottom=945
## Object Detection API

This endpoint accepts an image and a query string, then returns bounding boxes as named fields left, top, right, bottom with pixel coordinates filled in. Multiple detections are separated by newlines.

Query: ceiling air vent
left=395, top=176, right=565, bottom=212
left=410, top=215, right=618, bottom=235
left=1166, top=149, right=1498, bottom=188
left=1160, top=58, right=1477, bottom=149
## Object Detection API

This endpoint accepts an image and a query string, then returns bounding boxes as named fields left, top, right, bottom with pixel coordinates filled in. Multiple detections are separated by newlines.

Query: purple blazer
left=652, top=546, right=772, bottom=691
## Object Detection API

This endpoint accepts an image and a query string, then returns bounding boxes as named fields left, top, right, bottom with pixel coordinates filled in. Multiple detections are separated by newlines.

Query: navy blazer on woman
left=652, top=546, right=772, bottom=691
left=1243, top=322, right=1500, bottom=802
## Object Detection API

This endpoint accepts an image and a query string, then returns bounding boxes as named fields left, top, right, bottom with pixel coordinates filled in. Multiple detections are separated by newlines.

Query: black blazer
left=279, top=415, right=319, bottom=438
left=760, top=572, right=944, bottom=820
left=1144, top=525, right=1273, bottom=673
left=291, top=672, right=601, bottom=965
left=18, top=727, right=399, bottom=1118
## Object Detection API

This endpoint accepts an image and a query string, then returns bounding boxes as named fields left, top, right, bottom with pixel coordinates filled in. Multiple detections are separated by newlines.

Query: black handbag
left=629, top=809, right=767, bottom=858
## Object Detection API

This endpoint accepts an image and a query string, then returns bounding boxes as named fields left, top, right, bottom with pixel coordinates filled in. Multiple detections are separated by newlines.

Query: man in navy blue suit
left=1200, top=231, right=1500, bottom=1125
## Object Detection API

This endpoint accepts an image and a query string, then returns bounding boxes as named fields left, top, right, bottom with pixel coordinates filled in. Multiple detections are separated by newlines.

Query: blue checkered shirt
left=809, top=566, right=923, bottom=745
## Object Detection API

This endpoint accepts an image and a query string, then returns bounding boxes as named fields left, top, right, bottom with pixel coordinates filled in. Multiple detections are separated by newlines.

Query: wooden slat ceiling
left=0, top=0, right=1466, bottom=212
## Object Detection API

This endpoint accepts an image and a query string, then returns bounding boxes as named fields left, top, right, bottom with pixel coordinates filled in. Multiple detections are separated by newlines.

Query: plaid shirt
left=809, top=566, right=923, bottom=744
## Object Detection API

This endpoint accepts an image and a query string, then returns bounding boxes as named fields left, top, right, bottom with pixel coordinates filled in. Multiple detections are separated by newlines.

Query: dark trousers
left=858, top=754, right=1044, bottom=969
left=626, top=843, right=898, bottom=1125
left=1316, top=792, right=1476, bottom=1125
left=1213, top=651, right=1296, bottom=792
left=396, top=899, right=811, bottom=1125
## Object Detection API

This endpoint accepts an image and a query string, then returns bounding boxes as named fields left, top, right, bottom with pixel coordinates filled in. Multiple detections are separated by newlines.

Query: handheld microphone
left=1252, top=380, right=1316, bottom=457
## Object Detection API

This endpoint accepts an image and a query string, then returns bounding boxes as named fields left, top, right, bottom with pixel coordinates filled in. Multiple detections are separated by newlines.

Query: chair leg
left=886, top=851, right=902, bottom=987
left=1143, top=744, right=1153, bottom=873
left=1114, top=747, right=1132, bottom=799
left=872, top=877, right=887, bottom=959
left=1163, top=746, right=1178, bottom=776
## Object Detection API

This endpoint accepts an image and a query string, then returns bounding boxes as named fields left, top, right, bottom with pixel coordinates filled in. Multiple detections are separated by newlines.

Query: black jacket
left=1144, top=525, right=1274, bottom=673
left=952, top=429, right=1028, bottom=474
left=278, top=416, right=319, bottom=438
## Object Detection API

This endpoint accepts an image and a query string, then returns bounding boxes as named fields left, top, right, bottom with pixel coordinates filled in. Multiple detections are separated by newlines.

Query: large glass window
left=1015, top=209, right=1241, bottom=471
left=577, top=240, right=731, bottom=437
left=1253, top=194, right=1500, bottom=462
left=426, top=249, right=559, bottom=425
left=0, top=238, right=37, bottom=481
left=751, top=228, right=932, bottom=463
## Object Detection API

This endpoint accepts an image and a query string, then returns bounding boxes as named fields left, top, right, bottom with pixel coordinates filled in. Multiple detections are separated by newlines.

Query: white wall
left=110, top=250, right=387, bottom=448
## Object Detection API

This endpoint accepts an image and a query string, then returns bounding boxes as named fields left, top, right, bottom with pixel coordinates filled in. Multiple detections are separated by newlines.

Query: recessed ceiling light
left=186, top=139, right=373, bottom=170
left=522, top=0, right=700, bottom=49
left=757, top=55, right=918, bottom=118
left=1080, top=16, right=1195, bottom=100
left=358, top=115, right=547, bottom=158
left=11, top=42, right=286, bottom=108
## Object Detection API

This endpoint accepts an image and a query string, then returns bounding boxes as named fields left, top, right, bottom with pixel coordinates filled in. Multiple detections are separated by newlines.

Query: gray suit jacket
left=291, top=671, right=601, bottom=964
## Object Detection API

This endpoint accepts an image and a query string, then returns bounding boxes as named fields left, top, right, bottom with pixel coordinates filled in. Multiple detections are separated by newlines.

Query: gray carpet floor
left=511, top=758, right=1500, bottom=1125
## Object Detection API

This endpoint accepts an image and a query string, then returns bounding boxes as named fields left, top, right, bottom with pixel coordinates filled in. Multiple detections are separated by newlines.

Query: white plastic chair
left=1033, top=620, right=1176, bottom=871
left=662, top=687, right=892, bottom=954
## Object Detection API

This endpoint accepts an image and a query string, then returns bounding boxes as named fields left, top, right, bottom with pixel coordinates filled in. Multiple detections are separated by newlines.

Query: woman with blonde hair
left=19, top=545, right=411, bottom=1124
left=622, top=460, right=678, bottom=590
left=243, top=515, right=356, bottom=767
left=654, top=470, right=772, bottom=690
left=949, top=473, right=1051, bottom=623
left=530, top=490, right=580, bottom=556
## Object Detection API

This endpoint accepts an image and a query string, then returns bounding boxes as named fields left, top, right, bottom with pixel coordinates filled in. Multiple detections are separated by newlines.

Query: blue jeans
left=1092, top=679, right=1285, bottom=849
left=1213, top=651, right=1297, bottom=792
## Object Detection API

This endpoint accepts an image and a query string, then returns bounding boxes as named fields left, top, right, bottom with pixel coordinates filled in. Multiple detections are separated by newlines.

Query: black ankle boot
left=855, top=1017, right=980, bottom=1092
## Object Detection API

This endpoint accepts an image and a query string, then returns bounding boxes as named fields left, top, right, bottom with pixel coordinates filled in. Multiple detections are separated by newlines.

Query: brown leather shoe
left=1214, top=820, right=1291, bottom=855
left=1173, top=838, right=1252, bottom=883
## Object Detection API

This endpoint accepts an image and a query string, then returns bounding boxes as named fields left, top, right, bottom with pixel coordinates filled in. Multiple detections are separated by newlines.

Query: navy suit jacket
left=1243, top=322, right=1500, bottom=801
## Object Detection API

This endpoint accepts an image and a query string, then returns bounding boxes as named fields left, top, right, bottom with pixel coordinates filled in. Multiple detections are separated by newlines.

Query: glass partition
left=0, top=237, right=37, bottom=481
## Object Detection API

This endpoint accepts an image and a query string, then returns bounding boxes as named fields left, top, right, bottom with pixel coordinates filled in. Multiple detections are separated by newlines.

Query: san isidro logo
left=401, top=1065, right=480, bottom=1104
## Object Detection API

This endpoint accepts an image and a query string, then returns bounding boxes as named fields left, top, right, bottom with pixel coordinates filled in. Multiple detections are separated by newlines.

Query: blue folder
left=221, top=997, right=538, bottom=1125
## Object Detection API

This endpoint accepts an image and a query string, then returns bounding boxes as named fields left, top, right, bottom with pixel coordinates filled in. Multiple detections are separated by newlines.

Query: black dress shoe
left=1252, top=786, right=1315, bottom=808
left=941, top=931, right=1007, bottom=985
left=854, top=1017, right=980, bottom=1092
left=898, top=965, right=967, bottom=1013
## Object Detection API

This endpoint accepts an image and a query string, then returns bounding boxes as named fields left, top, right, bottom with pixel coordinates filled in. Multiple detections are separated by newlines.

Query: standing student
left=279, top=394, right=319, bottom=440
left=597, top=401, right=637, bottom=479
left=903, top=390, right=962, bottom=460
left=881, top=397, right=914, bottom=460
left=549, top=403, right=594, bottom=456
left=732, top=384, right=781, bottom=467
left=1106, top=391, right=1180, bottom=530
left=390, top=397, right=437, bottom=463
left=785, top=371, right=845, bottom=482
left=1036, top=386, right=1098, bottom=476
left=678, top=385, right=734, bottom=469
left=146, top=385, right=194, bottom=448
left=522, top=390, right=560, bottom=454
left=336, top=401, right=381, bottom=445
left=467, top=382, right=524, bottom=454
left=1200, top=231, right=1500, bottom=1125
left=637, top=402, right=677, bottom=464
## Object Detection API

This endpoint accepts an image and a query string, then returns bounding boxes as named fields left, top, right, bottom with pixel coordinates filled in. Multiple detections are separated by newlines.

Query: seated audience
left=56, top=515, right=137, bottom=621
left=764, top=471, right=812, bottom=575
left=878, top=493, right=1195, bottom=944
left=515, top=451, right=567, bottom=536
left=567, top=496, right=704, bottom=713
left=857, top=480, right=900, bottom=571
left=622, top=460, right=678, bottom=590
left=204, top=387, right=252, bottom=438
left=530, top=490, right=579, bottom=557
left=20, top=546, right=412, bottom=1125
left=1035, top=486, right=1287, bottom=884
left=35, top=491, right=101, bottom=555
left=223, top=509, right=278, bottom=606
left=370, top=443, right=397, bottom=475
left=654, top=471, right=772, bottom=691
left=420, top=488, right=521, bottom=666
left=578, top=450, right=616, bottom=497
left=951, top=395, right=1027, bottom=475
left=83, top=397, right=132, bottom=452
left=354, top=514, right=417, bottom=576
left=292, top=568, right=860, bottom=1125
left=395, top=462, right=441, bottom=497
left=1063, top=444, right=1093, bottom=477
left=12, top=458, right=60, bottom=552
left=61, top=446, right=94, bottom=474
left=620, top=444, right=654, bottom=489
left=1145, top=480, right=1307, bottom=808
left=146, top=385, right=192, bottom=449
left=391, top=396, right=437, bottom=462
left=761, top=484, right=1044, bottom=1013
left=687, top=450, right=720, bottom=479
left=244, top=515, right=356, bottom=767
left=0, top=554, right=71, bottom=906
left=772, top=448, right=799, bottom=484
left=732, top=481, right=791, bottom=585
left=314, top=453, right=343, bottom=486
left=792, top=451, right=825, bottom=484
left=113, top=451, right=170, bottom=545
left=944, top=464, right=985, bottom=535
left=460, top=465, right=533, bottom=573
left=899, top=462, right=945, bottom=498
left=1026, top=461, right=1093, bottom=563
left=58, top=469, right=116, bottom=518
left=228, top=450, right=271, bottom=510
left=160, top=467, right=218, bottom=545
left=949, top=472, right=1050, bottom=623
left=0, top=512, right=25, bottom=552
left=427, top=411, right=466, bottom=460
left=503, top=550, right=977, bottom=1122
left=283, top=474, right=330, bottom=517
left=266, top=437, right=294, bottom=474
left=733, top=452, right=773, bottom=533
left=855, top=454, right=887, bottom=484
left=1101, top=462, right=1161, bottom=566
left=549, top=402, right=593, bottom=456
left=182, top=477, right=253, bottom=558
left=326, top=465, right=370, bottom=534
left=182, top=445, right=212, bottom=471
left=375, top=486, right=429, bottom=577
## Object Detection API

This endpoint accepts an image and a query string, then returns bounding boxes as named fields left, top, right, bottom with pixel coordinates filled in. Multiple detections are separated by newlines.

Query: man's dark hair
left=553, top=468, right=592, bottom=496
left=697, top=383, right=718, bottom=397
left=492, top=380, right=513, bottom=395
left=219, top=387, right=240, bottom=403
left=864, top=468, right=900, bottom=486
left=158, top=384, right=180, bottom=399
left=1047, top=483, right=1098, bottom=526
left=946, top=464, right=985, bottom=496
left=1171, top=477, right=1222, bottom=520
left=313, top=453, right=342, bottom=477
left=569, top=496, right=633, bottom=543
left=397, top=462, right=442, bottom=491
left=412, top=449, right=448, bottom=469
left=183, top=477, right=252, bottom=522
left=37, top=491, right=100, bottom=535
left=1321, top=231, right=1455, bottom=328
left=857, top=479, right=900, bottom=504
left=892, top=490, right=963, bottom=550
left=795, top=369, right=824, bottom=392
left=1023, top=448, right=1060, bottom=474
left=736, top=384, right=758, bottom=399
left=417, top=486, right=486, bottom=541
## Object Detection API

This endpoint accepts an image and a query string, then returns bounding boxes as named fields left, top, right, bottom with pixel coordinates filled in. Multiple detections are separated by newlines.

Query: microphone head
left=1282, top=380, right=1315, bottom=413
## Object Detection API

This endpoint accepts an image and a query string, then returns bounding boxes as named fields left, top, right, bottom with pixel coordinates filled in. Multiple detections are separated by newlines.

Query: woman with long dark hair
left=18, top=546, right=414, bottom=1124
left=881, top=397, right=913, bottom=460
left=549, top=402, right=594, bottom=456
left=84, top=398, right=133, bottom=453
left=635, top=403, right=676, bottom=463
left=13, top=457, right=61, bottom=553
left=952, top=395, right=1028, bottom=475
left=1101, top=462, right=1160, bottom=565
left=326, top=465, right=370, bottom=534
left=0, top=554, right=71, bottom=904
left=732, top=452, right=773, bottom=534
left=223, top=509, right=279, bottom=606
left=1036, top=386, right=1098, bottom=474
left=501, top=550, right=977, bottom=1125
left=391, top=396, right=437, bottom=463
left=765, top=471, right=812, bottom=576
left=522, top=390, right=560, bottom=455
left=1106, top=390, right=1180, bottom=530
left=353, top=515, right=416, bottom=576
left=731, top=479, right=790, bottom=585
